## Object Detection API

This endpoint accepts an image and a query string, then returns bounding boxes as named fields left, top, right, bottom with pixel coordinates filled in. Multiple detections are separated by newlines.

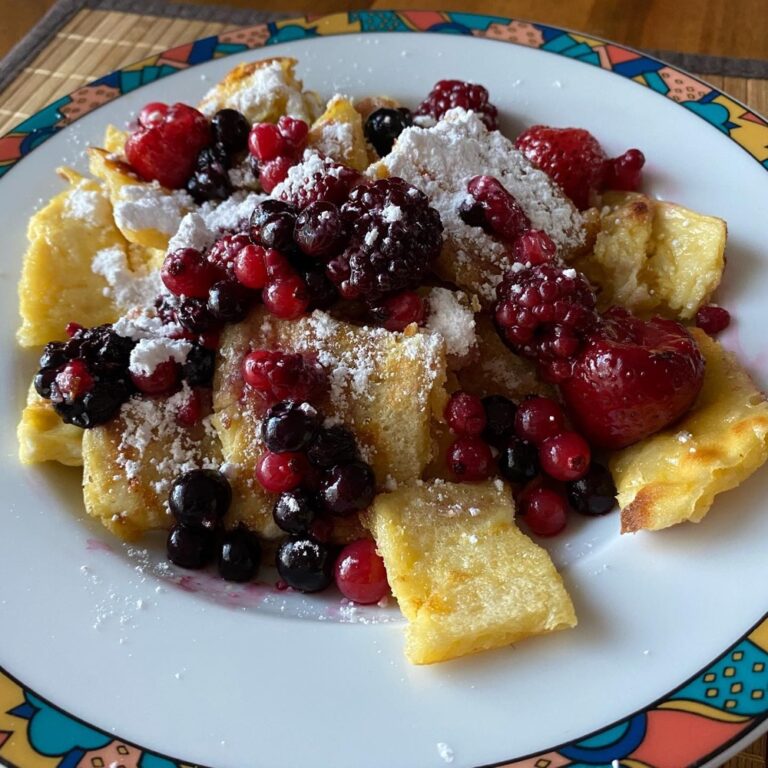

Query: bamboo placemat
left=0, top=2, right=766, bottom=767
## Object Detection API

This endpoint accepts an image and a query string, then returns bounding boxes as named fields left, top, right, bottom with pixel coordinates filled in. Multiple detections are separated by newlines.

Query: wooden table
left=0, top=2, right=766, bottom=767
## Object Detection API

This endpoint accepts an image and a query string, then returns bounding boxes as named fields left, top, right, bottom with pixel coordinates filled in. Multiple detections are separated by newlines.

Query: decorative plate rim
left=1, top=11, right=767, bottom=768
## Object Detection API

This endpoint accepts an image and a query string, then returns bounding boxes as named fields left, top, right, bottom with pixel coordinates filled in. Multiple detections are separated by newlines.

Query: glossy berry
left=174, top=297, right=216, bottom=333
left=251, top=201, right=297, bottom=251
left=567, top=463, right=617, bottom=516
left=186, top=145, right=232, bottom=204
left=262, top=275, right=310, bottom=320
left=207, top=280, right=253, bottom=324
left=369, top=290, right=426, bottom=332
left=182, top=343, right=215, bottom=387
left=248, top=122, right=287, bottom=162
left=138, top=102, right=168, bottom=127
left=514, top=397, right=566, bottom=444
left=211, top=109, right=250, bottom=155
left=320, top=461, right=376, bottom=516
left=130, top=360, right=180, bottom=395
left=218, top=526, right=261, bottom=582
left=261, top=400, right=320, bottom=453
left=539, top=431, right=591, bottom=481
left=448, top=436, right=494, bottom=481
left=161, top=248, right=217, bottom=298
left=242, top=350, right=326, bottom=403
left=255, top=451, right=309, bottom=493
left=518, top=483, right=568, bottom=537
left=463, top=175, right=530, bottom=243
left=416, top=79, right=498, bottom=130
left=125, top=102, right=210, bottom=189
left=294, top=201, right=344, bottom=258
left=275, top=536, right=334, bottom=593
left=208, top=232, right=251, bottom=273
left=604, top=148, right=645, bottom=192
left=273, top=489, right=318, bottom=534
left=445, top=391, right=486, bottom=436
left=695, top=304, right=731, bottom=335
left=167, top=524, right=215, bottom=569
left=481, top=395, right=517, bottom=448
left=335, top=539, right=389, bottom=604
left=498, top=436, right=539, bottom=484
left=364, top=107, right=413, bottom=156
left=168, top=469, right=232, bottom=529
left=513, top=229, right=557, bottom=266
left=307, top=425, right=359, bottom=469
left=259, top=156, right=295, bottom=194
left=233, top=244, right=268, bottom=289
left=559, top=307, right=706, bottom=449
left=331, top=178, right=443, bottom=301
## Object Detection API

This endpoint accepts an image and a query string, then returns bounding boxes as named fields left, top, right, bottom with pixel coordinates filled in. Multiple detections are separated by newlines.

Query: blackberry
left=208, top=232, right=251, bottom=273
left=494, top=264, right=598, bottom=381
left=186, top=146, right=232, bottom=204
left=415, top=80, right=499, bottom=130
left=364, top=107, right=413, bottom=157
left=275, top=155, right=360, bottom=209
left=174, top=297, right=217, bottom=333
left=53, top=380, right=132, bottom=428
left=330, top=178, right=443, bottom=301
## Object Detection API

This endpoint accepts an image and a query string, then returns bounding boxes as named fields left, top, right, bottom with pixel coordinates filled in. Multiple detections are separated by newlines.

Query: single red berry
left=513, top=229, right=557, bottom=266
left=131, top=360, right=180, bottom=395
left=518, top=482, right=568, bottom=537
left=464, top=175, right=531, bottom=243
left=161, top=248, right=217, bottom=298
left=65, top=322, right=83, bottom=338
left=259, top=156, right=295, bottom=193
left=262, top=248, right=294, bottom=281
left=176, top=388, right=209, bottom=427
left=138, top=102, right=168, bottom=127
left=255, top=451, right=309, bottom=493
left=447, top=436, right=494, bottom=481
left=370, top=290, right=426, bottom=331
left=52, top=359, right=94, bottom=402
left=234, top=244, right=268, bottom=289
left=695, top=304, right=731, bottom=335
left=125, top=102, right=210, bottom=189
left=248, top=123, right=287, bottom=162
left=242, top=350, right=326, bottom=403
left=207, top=232, right=251, bottom=273
left=605, top=148, right=645, bottom=191
left=515, top=397, right=565, bottom=444
left=415, top=79, right=498, bottom=130
left=277, top=116, right=309, bottom=154
left=539, top=431, right=591, bottom=481
left=334, top=539, right=389, bottom=604
left=263, top=276, right=310, bottom=320
left=445, top=392, right=487, bottom=436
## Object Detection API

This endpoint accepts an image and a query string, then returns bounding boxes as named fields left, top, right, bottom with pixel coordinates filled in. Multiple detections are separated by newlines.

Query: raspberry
left=276, top=154, right=361, bottom=208
left=460, top=176, right=530, bottom=243
left=161, top=248, right=218, bottom=298
left=330, top=178, right=443, bottom=301
left=447, top=436, right=494, bottom=481
left=513, top=230, right=557, bottom=266
left=277, top=116, right=309, bottom=154
left=368, top=290, right=426, bottom=332
left=559, top=307, right=705, bottom=449
left=416, top=80, right=498, bottom=130
left=334, top=539, right=389, bottom=604
left=539, top=431, right=591, bottom=481
left=695, top=305, right=731, bottom=335
left=494, top=264, right=598, bottom=379
left=242, top=350, right=326, bottom=403
left=207, top=233, right=251, bottom=273
left=125, top=102, right=210, bottom=189
left=52, top=360, right=94, bottom=402
left=515, top=126, right=645, bottom=210
left=444, top=392, right=486, bottom=436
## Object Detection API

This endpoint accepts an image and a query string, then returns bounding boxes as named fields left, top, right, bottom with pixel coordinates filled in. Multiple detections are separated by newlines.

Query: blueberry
left=211, top=109, right=250, bottom=155
left=218, top=525, right=261, bottom=582
left=34, top=368, right=57, bottom=399
left=319, top=461, right=375, bottom=517
left=175, top=297, right=217, bottom=333
left=498, top=437, right=539, bottom=484
left=307, top=425, right=359, bottom=469
left=182, top=343, right=215, bottom=387
left=39, top=341, right=67, bottom=370
left=364, top=107, right=413, bottom=157
left=168, top=469, right=231, bottom=529
left=273, top=489, right=318, bottom=534
left=259, top=212, right=296, bottom=251
left=167, top=523, right=215, bottom=569
left=275, top=536, right=334, bottom=592
left=481, top=395, right=518, bottom=449
left=262, top=400, right=319, bottom=453
left=53, top=380, right=131, bottom=428
left=207, top=280, right=252, bottom=323
left=567, top=463, right=617, bottom=516
left=186, top=147, right=232, bottom=204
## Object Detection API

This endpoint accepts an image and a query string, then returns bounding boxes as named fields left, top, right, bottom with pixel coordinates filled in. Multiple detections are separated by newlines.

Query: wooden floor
left=2, top=0, right=768, bottom=59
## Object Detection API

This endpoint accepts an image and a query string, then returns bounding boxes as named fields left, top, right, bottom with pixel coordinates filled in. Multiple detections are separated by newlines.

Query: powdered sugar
left=425, top=287, right=477, bottom=359
left=381, top=203, right=403, bottom=223
left=64, top=184, right=112, bottom=227
left=271, top=150, right=345, bottom=203
left=113, top=183, right=193, bottom=235
left=129, top=337, right=193, bottom=376
left=313, top=111, right=354, bottom=162
left=91, top=245, right=164, bottom=310
left=112, top=307, right=182, bottom=342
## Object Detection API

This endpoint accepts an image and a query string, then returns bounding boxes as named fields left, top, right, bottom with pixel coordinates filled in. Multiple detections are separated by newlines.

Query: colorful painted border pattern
left=0, top=9, right=767, bottom=767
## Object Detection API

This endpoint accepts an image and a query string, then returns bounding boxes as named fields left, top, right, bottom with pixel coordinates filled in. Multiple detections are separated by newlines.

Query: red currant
left=161, top=248, right=217, bottom=298
left=515, top=396, right=565, bottom=444
left=518, top=481, right=568, bottom=536
left=445, top=392, right=486, bottom=436
left=262, top=276, right=310, bottom=320
left=695, top=304, right=731, bottom=335
left=259, top=156, right=294, bottom=193
left=131, top=360, right=180, bottom=395
left=234, top=244, right=268, bottom=289
left=248, top=123, right=287, bottom=162
left=539, top=431, right=591, bottom=481
left=447, top=436, right=493, bottom=481
left=277, top=115, right=309, bottom=154
left=372, top=290, right=426, bottom=332
left=334, top=539, right=389, bottom=604
left=255, top=451, right=309, bottom=493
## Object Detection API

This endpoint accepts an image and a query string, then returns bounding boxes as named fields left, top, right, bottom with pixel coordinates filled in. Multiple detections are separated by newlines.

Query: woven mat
left=0, top=1, right=766, bottom=767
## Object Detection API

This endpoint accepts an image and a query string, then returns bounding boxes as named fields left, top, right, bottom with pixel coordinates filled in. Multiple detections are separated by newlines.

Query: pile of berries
left=34, top=324, right=136, bottom=429
left=416, top=80, right=499, bottom=130
left=247, top=115, right=310, bottom=193
left=443, top=390, right=615, bottom=537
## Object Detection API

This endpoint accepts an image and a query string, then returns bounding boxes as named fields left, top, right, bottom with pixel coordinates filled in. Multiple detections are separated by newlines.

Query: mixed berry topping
left=514, top=125, right=645, bottom=210
left=248, top=116, right=309, bottom=193
left=364, top=107, right=413, bottom=157
left=415, top=79, right=499, bottom=130
left=447, top=436, right=494, bottom=482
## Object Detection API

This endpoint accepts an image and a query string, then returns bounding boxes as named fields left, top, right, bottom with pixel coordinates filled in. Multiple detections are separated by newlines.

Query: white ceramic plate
left=1, top=14, right=767, bottom=768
